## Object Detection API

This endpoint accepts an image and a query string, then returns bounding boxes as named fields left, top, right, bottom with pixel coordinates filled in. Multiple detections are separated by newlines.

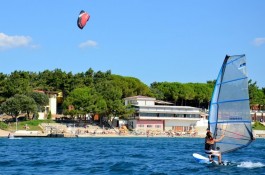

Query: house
left=34, top=90, right=59, bottom=120
left=124, top=96, right=204, bottom=134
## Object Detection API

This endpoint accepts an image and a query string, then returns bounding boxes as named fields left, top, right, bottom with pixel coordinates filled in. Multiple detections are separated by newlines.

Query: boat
left=208, top=54, right=254, bottom=154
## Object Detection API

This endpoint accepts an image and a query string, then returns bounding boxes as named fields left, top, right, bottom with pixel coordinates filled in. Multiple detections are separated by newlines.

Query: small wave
left=237, top=161, right=265, bottom=168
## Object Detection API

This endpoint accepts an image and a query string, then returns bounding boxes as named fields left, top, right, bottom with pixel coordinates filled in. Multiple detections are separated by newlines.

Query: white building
left=124, top=96, right=205, bottom=134
left=36, top=91, right=58, bottom=120
left=48, top=92, right=57, bottom=115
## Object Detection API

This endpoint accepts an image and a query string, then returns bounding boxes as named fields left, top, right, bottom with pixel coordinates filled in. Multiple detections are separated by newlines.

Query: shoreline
left=1, top=129, right=265, bottom=139
left=75, top=133, right=204, bottom=138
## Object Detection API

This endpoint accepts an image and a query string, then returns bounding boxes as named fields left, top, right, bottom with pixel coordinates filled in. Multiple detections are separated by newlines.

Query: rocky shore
left=1, top=129, right=265, bottom=138
left=1, top=123, right=265, bottom=138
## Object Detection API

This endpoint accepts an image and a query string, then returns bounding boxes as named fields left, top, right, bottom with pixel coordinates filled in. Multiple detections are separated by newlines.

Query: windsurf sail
left=209, top=55, right=253, bottom=154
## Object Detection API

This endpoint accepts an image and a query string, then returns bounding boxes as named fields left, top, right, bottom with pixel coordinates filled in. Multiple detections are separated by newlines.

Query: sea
left=0, top=137, right=264, bottom=175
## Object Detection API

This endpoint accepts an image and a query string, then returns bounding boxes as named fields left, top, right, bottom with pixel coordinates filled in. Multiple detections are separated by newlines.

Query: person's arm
left=215, top=134, right=225, bottom=142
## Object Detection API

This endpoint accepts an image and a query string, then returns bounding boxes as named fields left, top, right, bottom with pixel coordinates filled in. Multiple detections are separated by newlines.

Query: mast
left=213, top=55, right=229, bottom=139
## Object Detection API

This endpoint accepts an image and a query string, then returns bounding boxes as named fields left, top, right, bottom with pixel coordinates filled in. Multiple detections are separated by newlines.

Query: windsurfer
left=205, top=130, right=225, bottom=165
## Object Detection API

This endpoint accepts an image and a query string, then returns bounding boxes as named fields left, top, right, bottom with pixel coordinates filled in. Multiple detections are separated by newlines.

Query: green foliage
left=110, top=75, right=152, bottom=97
left=0, top=68, right=264, bottom=119
left=179, top=84, right=195, bottom=105
left=150, top=82, right=180, bottom=103
left=252, top=122, right=265, bottom=130
left=47, top=111, right=52, bottom=120
left=63, top=87, right=107, bottom=117
left=1, top=71, right=33, bottom=97
left=249, top=80, right=265, bottom=106
left=6, top=119, right=55, bottom=131
left=191, top=83, right=212, bottom=107
left=0, top=94, right=38, bottom=119
left=20, top=119, right=53, bottom=126
left=17, top=94, right=38, bottom=119
left=29, top=92, right=49, bottom=112
left=0, top=96, right=21, bottom=117
left=150, top=81, right=213, bottom=108
left=0, top=121, right=8, bottom=130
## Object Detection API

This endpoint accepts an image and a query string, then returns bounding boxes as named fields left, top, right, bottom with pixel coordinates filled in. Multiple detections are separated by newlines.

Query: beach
left=0, top=129, right=10, bottom=137
left=1, top=121, right=265, bottom=138
left=2, top=128, right=265, bottom=139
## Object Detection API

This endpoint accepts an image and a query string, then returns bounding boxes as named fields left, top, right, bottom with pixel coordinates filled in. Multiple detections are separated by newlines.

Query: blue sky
left=1, top=1, right=265, bottom=88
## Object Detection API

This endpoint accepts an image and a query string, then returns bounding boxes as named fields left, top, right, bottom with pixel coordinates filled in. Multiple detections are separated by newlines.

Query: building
left=251, top=110, right=265, bottom=122
left=47, top=92, right=57, bottom=115
left=34, top=90, right=59, bottom=120
left=124, top=96, right=204, bottom=134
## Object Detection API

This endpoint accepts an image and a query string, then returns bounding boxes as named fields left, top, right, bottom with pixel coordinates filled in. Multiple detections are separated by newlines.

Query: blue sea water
left=0, top=137, right=264, bottom=175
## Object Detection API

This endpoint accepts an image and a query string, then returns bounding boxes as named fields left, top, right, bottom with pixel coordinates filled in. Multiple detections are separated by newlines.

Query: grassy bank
left=252, top=122, right=265, bottom=130
left=0, top=120, right=55, bottom=131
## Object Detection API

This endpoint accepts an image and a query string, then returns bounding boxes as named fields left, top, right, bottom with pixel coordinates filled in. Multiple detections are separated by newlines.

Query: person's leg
left=218, top=154, right=223, bottom=164
left=211, top=151, right=221, bottom=163
left=208, top=155, right=213, bottom=162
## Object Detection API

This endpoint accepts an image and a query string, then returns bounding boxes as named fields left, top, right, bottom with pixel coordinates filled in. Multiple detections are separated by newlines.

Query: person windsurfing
left=205, top=129, right=225, bottom=165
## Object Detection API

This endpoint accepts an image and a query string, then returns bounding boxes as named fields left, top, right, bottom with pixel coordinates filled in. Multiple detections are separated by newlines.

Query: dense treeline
left=0, top=69, right=151, bottom=119
left=150, top=81, right=214, bottom=109
left=0, top=68, right=264, bottom=120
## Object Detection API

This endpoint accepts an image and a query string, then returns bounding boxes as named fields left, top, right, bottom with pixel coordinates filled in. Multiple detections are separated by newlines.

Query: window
left=175, top=114, right=184, bottom=118
left=147, top=125, right=153, bottom=128
left=185, top=114, right=200, bottom=118
left=155, top=125, right=161, bottom=128
left=159, top=113, right=174, bottom=117
left=140, top=113, right=157, bottom=117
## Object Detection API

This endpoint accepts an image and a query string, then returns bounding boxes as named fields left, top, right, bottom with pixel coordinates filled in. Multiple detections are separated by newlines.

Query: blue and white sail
left=209, top=55, right=253, bottom=154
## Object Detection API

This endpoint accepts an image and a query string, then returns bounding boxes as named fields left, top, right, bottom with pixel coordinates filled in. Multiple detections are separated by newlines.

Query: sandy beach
left=0, top=129, right=10, bottom=137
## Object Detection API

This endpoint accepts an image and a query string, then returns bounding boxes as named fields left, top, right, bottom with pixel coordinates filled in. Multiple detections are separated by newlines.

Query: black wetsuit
left=205, top=137, right=215, bottom=154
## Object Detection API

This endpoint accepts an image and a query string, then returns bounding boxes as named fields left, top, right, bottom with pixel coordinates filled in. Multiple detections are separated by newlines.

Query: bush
left=47, top=111, right=52, bottom=120
left=0, top=122, right=8, bottom=130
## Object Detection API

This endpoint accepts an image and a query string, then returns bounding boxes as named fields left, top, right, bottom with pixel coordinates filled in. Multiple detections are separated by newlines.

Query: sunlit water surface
left=0, top=137, right=264, bottom=175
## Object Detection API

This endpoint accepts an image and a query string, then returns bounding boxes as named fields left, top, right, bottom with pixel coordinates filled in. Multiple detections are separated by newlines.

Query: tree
left=150, top=82, right=182, bottom=104
left=95, top=80, right=123, bottom=116
left=0, top=73, right=7, bottom=103
left=150, top=81, right=213, bottom=107
left=192, top=83, right=212, bottom=108
left=2, top=71, right=33, bottom=97
left=249, top=80, right=264, bottom=105
left=179, top=84, right=195, bottom=106
left=0, top=94, right=37, bottom=120
left=0, top=96, right=21, bottom=119
left=63, top=87, right=107, bottom=118
left=111, top=75, right=152, bottom=98
left=13, top=94, right=37, bottom=120
left=19, top=95, right=38, bottom=120
left=29, top=91, right=49, bottom=112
